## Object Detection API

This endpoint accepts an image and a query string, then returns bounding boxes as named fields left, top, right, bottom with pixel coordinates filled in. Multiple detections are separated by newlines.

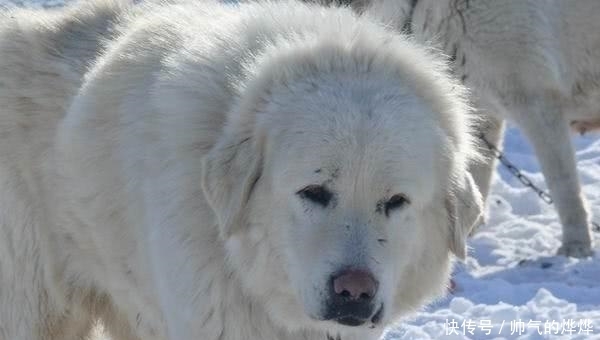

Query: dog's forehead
left=269, top=109, right=444, bottom=200
left=267, top=72, right=445, bottom=148
left=264, top=71, right=450, bottom=196
left=286, top=131, right=438, bottom=184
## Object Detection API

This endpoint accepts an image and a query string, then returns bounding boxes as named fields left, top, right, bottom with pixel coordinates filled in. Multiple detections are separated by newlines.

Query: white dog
left=353, top=0, right=600, bottom=257
left=0, top=1, right=482, bottom=339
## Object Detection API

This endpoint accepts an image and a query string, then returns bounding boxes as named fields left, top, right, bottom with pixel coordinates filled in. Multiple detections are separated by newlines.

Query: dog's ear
left=446, top=172, right=483, bottom=260
left=202, top=127, right=263, bottom=239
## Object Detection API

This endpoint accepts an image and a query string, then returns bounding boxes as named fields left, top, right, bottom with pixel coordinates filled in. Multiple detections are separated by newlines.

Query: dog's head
left=202, top=35, right=481, bottom=335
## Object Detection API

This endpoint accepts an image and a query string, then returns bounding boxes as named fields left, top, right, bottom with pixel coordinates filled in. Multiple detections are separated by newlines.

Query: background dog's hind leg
left=511, top=97, right=593, bottom=257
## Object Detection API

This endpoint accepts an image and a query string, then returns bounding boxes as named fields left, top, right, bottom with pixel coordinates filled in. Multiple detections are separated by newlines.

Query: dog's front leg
left=146, top=222, right=229, bottom=340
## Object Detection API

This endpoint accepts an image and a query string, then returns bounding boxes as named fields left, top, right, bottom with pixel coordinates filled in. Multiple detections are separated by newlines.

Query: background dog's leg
left=469, top=113, right=505, bottom=233
left=512, top=99, right=592, bottom=257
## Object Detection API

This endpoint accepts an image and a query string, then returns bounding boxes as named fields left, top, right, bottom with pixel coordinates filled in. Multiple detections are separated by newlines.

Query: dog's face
left=203, top=71, right=481, bottom=334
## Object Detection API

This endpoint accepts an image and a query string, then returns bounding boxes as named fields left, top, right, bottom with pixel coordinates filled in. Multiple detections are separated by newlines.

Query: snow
left=4, top=0, right=600, bottom=339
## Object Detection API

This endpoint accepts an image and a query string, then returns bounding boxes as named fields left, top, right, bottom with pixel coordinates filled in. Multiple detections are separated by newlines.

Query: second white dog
left=360, top=0, right=600, bottom=257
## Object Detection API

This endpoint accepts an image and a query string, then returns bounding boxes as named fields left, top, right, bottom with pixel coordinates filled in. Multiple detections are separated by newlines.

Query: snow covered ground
left=3, top=0, right=600, bottom=339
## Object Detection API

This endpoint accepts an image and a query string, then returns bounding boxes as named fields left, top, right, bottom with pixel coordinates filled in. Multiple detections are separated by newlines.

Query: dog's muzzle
left=322, top=269, right=383, bottom=326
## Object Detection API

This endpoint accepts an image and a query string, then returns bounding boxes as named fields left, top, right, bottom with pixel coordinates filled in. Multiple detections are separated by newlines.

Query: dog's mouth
left=335, top=316, right=367, bottom=327
left=330, top=304, right=384, bottom=327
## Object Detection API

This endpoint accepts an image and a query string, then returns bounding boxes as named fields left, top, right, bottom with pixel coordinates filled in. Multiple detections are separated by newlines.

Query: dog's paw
left=557, top=241, right=594, bottom=258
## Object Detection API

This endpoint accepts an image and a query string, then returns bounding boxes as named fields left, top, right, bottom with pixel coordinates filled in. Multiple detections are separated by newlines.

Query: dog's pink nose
left=332, top=270, right=378, bottom=301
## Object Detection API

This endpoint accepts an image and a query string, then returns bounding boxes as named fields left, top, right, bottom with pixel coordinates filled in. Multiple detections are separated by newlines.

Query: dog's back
left=0, top=0, right=130, bottom=139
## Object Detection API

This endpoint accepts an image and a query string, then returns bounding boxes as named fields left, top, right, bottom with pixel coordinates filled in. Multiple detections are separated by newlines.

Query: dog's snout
left=324, top=269, right=380, bottom=326
left=332, top=270, right=378, bottom=301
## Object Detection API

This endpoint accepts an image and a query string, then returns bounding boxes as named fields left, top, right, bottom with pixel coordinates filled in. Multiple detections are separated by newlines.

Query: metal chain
left=479, top=133, right=600, bottom=232
left=479, top=133, right=553, bottom=204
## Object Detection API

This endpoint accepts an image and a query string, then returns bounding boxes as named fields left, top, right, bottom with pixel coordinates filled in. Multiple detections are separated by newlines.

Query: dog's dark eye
left=297, top=185, right=333, bottom=207
left=384, top=194, right=410, bottom=216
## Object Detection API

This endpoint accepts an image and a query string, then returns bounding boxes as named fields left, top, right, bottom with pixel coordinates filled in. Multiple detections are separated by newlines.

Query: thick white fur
left=0, top=1, right=482, bottom=339
left=362, top=0, right=600, bottom=257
